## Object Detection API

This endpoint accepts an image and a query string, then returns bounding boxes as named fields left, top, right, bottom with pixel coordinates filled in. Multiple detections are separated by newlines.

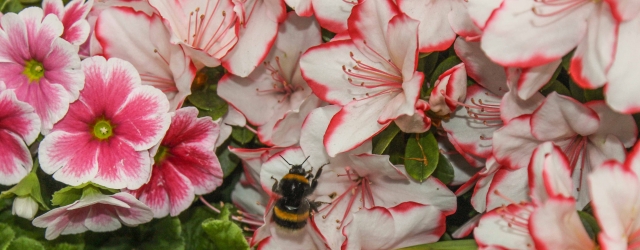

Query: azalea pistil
left=22, top=59, right=45, bottom=83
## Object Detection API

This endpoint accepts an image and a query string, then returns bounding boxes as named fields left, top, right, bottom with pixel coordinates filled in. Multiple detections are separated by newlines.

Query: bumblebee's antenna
left=300, top=156, right=310, bottom=166
left=280, top=155, right=292, bottom=165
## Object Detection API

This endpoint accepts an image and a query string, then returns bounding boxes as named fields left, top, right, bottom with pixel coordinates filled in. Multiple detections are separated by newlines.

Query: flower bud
left=12, top=196, right=39, bottom=220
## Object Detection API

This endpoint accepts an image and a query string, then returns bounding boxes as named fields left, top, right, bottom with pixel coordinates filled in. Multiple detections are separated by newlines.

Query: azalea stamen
left=361, top=40, right=402, bottom=75
left=256, top=57, right=302, bottom=102
left=530, top=0, right=589, bottom=25
left=199, top=196, right=265, bottom=227
left=153, top=49, right=170, bottom=65
left=140, top=74, right=178, bottom=93
left=351, top=88, right=402, bottom=101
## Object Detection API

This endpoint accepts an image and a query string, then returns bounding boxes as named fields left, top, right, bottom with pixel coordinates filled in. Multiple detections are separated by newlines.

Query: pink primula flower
left=148, top=0, right=238, bottom=68
left=32, top=192, right=153, bottom=240
left=0, top=83, right=40, bottom=186
left=128, top=107, right=223, bottom=218
left=42, top=0, right=93, bottom=45
left=300, top=0, right=428, bottom=157
left=0, top=7, right=84, bottom=133
left=95, top=6, right=197, bottom=111
left=218, top=13, right=323, bottom=147
left=39, top=56, right=171, bottom=190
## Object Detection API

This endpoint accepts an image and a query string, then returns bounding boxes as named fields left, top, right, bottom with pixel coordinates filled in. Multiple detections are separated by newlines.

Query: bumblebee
left=270, top=156, right=325, bottom=230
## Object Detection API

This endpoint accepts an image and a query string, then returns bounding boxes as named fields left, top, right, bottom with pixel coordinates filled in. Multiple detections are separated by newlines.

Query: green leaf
left=398, top=239, right=478, bottom=250
left=201, top=219, right=249, bottom=250
left=539, top=80, right=571, bottom=97
left=578, top=211, right=601, bottom=240
left=583, top=87, right=604, bottom=102
left=188, top=84, right=228, bottom=120
left=404, top=132, right=439, bottom=182
left=139, top=217, right=185, bottom=250
left=432, top=153, right=454, bottom=185
left=561, top=50, right=574, bottom=72
left=0, top=0, right=24, bottom=13
left=217, top=146, right=240, bottom=178
left=372, top=123, right=401, bottom=155
left=0, top=172, right=48, bottom=209
left=428, top=56, right=462, bottom=90
left=51, top=183, right=117, bottom=207
left=0, top=223, right=16, bottom=250
left=568, top=79, right=586, bottom=103
left=7, top=237, right=44, bottom=250
left=231, top=126, right=255, bottom=145
left=180, top=207, right=218, bottom=250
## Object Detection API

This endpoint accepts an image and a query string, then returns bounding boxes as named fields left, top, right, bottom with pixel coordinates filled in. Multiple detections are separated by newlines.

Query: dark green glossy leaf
left=583, top=87, right=604, bottom=102
left=569, top=79, right=586, bottom=103
left=404, top=132, right=439, bottom=182
left=372, top=123, right=401, bottom=155
left=218, top=146, right=240, bottom=178
left=7, top=237, right=44, bottom=250
left=181, top=207, right=218, bottom=250
left=578, top=211, right=600, bottom=240
left=432, top=153, right=454, bottom=185
left=0, top=0, right=24, bottom=13
left=139, top=217, right=184, bottom=250
left=539, top=80, right=571, bottom=97
left=188, top=85, right=228, bottom=120
left=428, top=56, right=462, bottom=90
left=0, top=223, right=15, bottom=250
left=231, top=126, right=255, bottom=145
left=561, top=51, right=574, bottom=72
left=398, top=239, right=478, bottom=250
left=51, top=183, right=116, bottom=207
left=201, top=219, right=249, bottom=250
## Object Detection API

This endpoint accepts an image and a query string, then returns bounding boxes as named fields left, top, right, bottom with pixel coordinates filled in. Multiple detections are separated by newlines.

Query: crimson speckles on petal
left=38, top=56, right=171, bottom=190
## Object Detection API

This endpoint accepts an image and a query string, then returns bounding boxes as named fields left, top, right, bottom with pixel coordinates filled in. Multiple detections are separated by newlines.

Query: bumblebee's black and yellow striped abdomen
left=272, top=199, right=310, bottom=230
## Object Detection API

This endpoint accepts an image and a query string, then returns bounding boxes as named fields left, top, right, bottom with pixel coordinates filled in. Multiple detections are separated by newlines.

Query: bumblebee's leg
left=309, top=200, right=331, bottom=213
left=304, top=164, right=327, bottom=196
left=305, top=167, right=314, bottom=180
left=270, top=176, right=281, bottom=194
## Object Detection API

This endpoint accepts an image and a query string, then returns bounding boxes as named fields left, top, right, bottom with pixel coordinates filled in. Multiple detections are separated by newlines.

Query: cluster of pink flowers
left=2, top=0, right=640, bottom=248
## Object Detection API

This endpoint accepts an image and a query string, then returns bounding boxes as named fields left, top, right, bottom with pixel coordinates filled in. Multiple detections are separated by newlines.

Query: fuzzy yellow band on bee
left=282, top=174, right=309, bottom=184
left=273, top=206, right=309, bottom=222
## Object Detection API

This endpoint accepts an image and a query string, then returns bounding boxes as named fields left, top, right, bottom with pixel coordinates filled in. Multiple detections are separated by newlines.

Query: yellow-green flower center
left=22, top=59, right=45, bottom=83
left=92, top=119, right=113, bottom=140
left=154, top=146, right=170, bottom=164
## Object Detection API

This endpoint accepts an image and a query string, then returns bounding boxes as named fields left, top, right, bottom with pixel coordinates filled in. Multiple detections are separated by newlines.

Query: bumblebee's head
left=281, top=155, right=310, bottom=175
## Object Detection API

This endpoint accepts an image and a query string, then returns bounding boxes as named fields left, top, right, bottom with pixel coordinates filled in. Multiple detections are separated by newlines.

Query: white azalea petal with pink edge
left=429, top=63, right=467, bottom=116
left=529, top=197, right=593, bottom=250
left=589, top=160, right=640, bottom=249
left=569, top=4, right=617, bottom=90
left=453, top=38, right=506, bottom=94
left=480, top=0, right=593, bottom=67
left=474, top=203, right=535, bottom=249
left=485, top=167, right=529, bottom=211
left=513, top=60, right=562, bottom=100
left=265, top=95, right=324, bottom=147
left=530, top=93, right=600, bottom=141
left=492, top=115, right=541, bottom=169
left=606, top=0, right=640, bottom=21
left=397, top=0, right=458, bottom=52
left=222, top=0, right=279, bottom=77
left=96, top=7, right=196, bottom=111
left=527, top=142, right=573, bottom=204
left=347, top=0, right=400, bottom=62
left=588, top=101, right=637, bottom=147
left=466, top=0, right=502, bottom=30
left=499, top=88, right=544, bottom=123
left=605, top=15, right=640, bottom=114
left=310, top=0, right=352, bottom=33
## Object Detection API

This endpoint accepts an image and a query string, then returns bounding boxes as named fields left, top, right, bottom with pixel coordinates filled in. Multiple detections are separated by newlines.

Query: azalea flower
left=42, top=0, right=93, bottom=45
left=0, top=83, right=40, bottom=186
left=95, top=6, right=197, bottom=110
left=128, top=107, right=223, bottom=218
left=300, top=0, right=427, bottom=157
left=219, top=13, right=323, bottom=147
left=492, top=93, right=637, bottom=208
left=221, top=0, right=286, bottom=77
left=397, top=0, right=469, bottom=52
left=32, top=192, right=153, bottom=240
left=39, top=56, right=171, bottom=190
left=148, top=0, right=238, bottom=68
left=284, top=0, right=354, bottom=33
left=215, top=106, right=246, bottom=148
left=0, top=7, right=85, bottom=133
left=475, top=142, right=593, bottom=249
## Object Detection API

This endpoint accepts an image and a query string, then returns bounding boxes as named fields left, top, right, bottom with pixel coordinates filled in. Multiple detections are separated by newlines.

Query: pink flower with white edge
left=39, top=56, right=171, bottom=190
left=284, top=0, right=354, bottom=33
left=32, top=192, right=153, bottom=240
left=219, top=13, right=323, bottom=147
left=95, top=6, right=197, bottom=111
left=493, top=92, right=637, bottom=208
left=300, top=0, right=427, bottom=157
left=127, top=107, right=223, bottom=218
left=42, top=0, right=93, bottom=45
left=148, top=0, right=238, bottom=68
left=0, top=7, right=84, bottom=134
left=221, top=0, right=286, bottom=77
left=0, top=83, right=40, bottom=186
